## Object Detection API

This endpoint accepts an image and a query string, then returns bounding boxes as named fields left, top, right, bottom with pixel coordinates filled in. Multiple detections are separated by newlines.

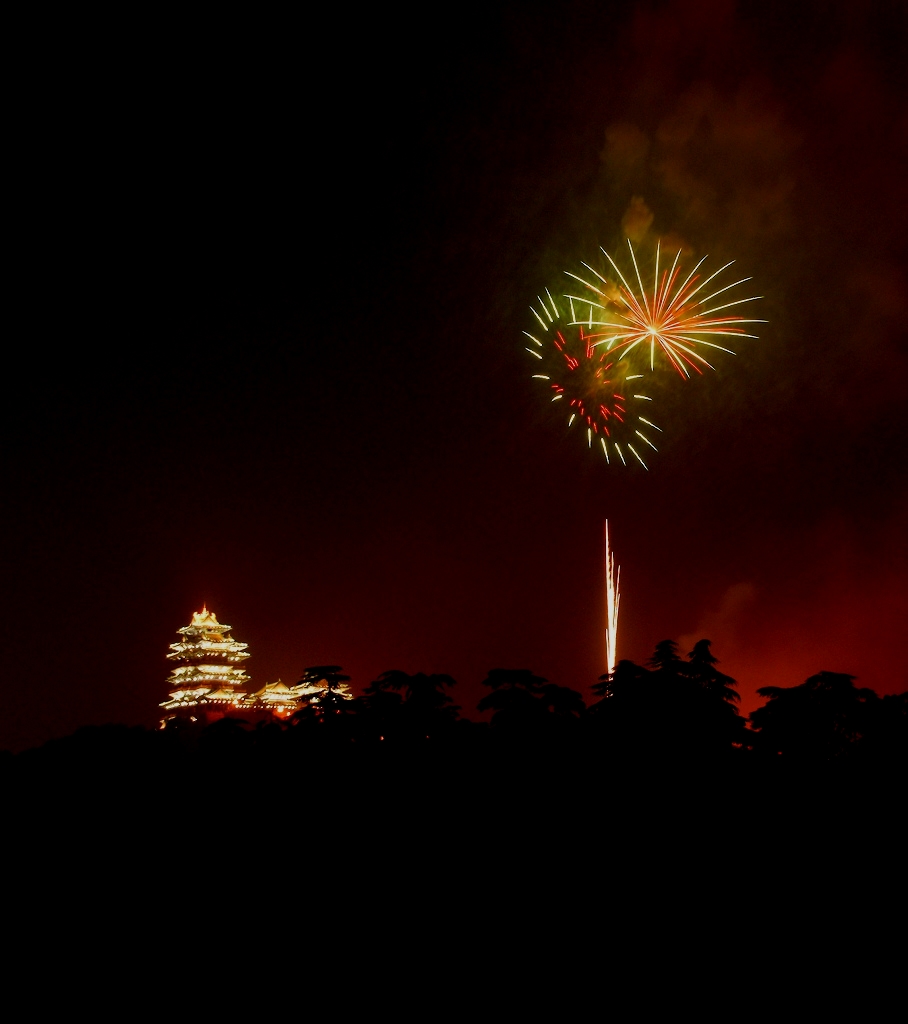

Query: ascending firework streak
left=564, top=239, right=765, bottom=379
left=604, top=519, right=620, bottom=678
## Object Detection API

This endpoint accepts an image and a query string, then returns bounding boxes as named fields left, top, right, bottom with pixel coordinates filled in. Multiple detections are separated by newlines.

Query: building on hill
left=159, top=608, right=353, bottom=728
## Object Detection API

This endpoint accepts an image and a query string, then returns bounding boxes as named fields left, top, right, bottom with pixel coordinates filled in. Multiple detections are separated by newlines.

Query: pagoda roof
left=257, top=679, right=292, bottom=694
left=172, top=607, right=235, bottom=640
left=191, top=605, right=223, bottom=629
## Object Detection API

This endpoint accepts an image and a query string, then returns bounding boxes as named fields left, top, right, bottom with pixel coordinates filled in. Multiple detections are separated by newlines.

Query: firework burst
left=563, top=239, right=765, bottom=379
left=524, top=289, right=662, bottom=468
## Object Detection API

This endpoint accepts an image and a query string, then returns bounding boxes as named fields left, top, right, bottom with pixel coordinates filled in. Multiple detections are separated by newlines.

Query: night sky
left=4, top=0, right=906, bottom=754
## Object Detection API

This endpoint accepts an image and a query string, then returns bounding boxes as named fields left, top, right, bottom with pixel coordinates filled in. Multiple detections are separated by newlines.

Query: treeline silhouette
left=1, top=639, right=901, bottom=911
left=3, top=642, right=903, bottom=933
left=4, top=640, right=904, bottom=818
left=5, top=639, right=898, bottom=942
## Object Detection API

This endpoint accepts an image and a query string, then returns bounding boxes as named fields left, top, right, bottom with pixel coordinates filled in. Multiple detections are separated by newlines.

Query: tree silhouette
left=584, top=655, right=672, bottom=760
left=749, top=671, right=880, bottom=764
left=860, top=692, right=908, bottom=771
left=296, top=665, right=352, bottom=705
left=358, top=679, right=404, bottom=743
left=363, top=670, right=461, bottom=743
left=647, top=639, right=686, bottom=678
left=590, top=641, right=748, bottom=762
left=478, top=668, right=585, bottom=742
left=646, top=639, right=701, bottom=754
left=685, top=640, right=748, bottom=754
left=589, top=658, right=652, bottom=707
left=290, top=665, right=358, bottom=745
left=686, top=639, right=740, bottom=705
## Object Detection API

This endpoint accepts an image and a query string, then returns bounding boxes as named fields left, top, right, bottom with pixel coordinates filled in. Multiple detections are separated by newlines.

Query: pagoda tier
left=166, top=664, right=251, bottom=689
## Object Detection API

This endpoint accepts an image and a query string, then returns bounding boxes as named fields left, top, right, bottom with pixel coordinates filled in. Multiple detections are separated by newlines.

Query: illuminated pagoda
left=160, top=606, right=258, bottom=725
left=160, top=607, right=356, bottom=728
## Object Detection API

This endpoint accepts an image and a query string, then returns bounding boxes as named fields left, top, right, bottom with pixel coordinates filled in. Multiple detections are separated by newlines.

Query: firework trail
left=604, top=519, right=620, bottom=678
left=564, top=239, right=765, bottom=379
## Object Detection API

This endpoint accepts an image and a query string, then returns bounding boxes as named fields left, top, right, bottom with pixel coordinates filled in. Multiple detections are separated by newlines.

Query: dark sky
left=4, top=0, right=906, bottom=753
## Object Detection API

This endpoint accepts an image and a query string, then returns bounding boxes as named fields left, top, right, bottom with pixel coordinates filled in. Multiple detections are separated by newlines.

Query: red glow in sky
left=2, top=0, right=906, bottom=753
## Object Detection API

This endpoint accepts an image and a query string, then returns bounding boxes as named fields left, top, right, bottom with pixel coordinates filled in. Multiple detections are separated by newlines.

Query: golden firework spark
left=604, top=519, right=620, bottom=678
left=564, top=239, right=765, bottom=378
